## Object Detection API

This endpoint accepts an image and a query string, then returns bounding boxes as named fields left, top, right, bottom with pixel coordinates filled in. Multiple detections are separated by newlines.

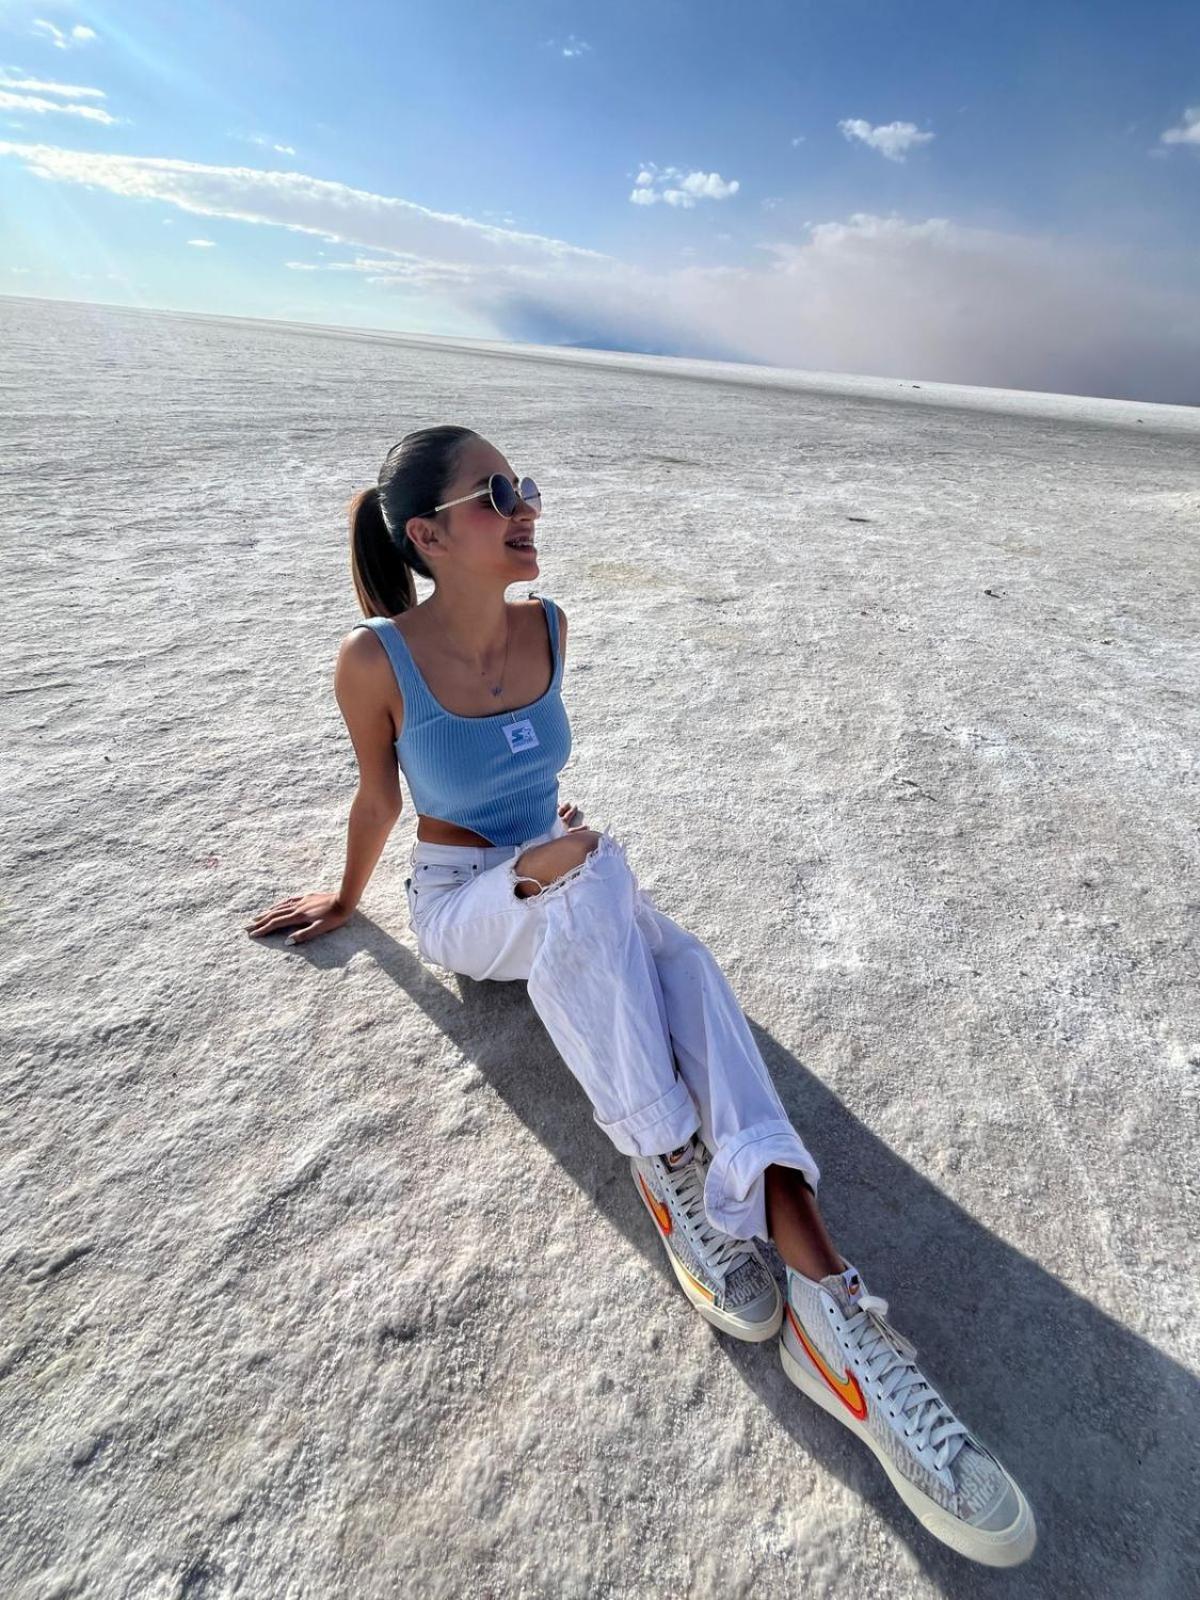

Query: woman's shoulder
left=524, top=594, right=567, bottom=630
left=341, top=614, right=396, bottom=654
left=337, top=617, right=404, bottom=697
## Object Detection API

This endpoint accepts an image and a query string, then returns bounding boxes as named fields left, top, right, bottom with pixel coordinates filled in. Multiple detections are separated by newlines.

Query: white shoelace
left=660, top=1158, right=746, bottom=1278
left=842, top=1289, right=970, bottom=1470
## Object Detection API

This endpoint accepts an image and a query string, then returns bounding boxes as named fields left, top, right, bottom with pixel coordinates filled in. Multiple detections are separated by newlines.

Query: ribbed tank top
left=353, top=597, right=572, bottom=847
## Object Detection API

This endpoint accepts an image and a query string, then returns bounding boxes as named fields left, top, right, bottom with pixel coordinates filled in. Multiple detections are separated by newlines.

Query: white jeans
left=405, top=814, right=821, bottom=1242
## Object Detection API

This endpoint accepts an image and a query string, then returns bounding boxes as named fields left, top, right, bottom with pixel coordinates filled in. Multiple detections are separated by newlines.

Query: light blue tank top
left=353, top=597, right=572, bottom=847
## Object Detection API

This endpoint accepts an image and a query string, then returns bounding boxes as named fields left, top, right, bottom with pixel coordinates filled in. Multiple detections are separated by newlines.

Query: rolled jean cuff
left=592, top=1076, right=701, bottom=1159
left=704, top=1119, right=822, bottom=1242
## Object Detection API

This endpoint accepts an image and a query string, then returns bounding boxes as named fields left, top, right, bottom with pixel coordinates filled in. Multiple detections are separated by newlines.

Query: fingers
left=245, top=913, right=316, bottom=944
left=244, top=913, right=316, bottom=945
left=245, top=908, right=303, bottom=937
left=245, top=896, right=299, bottom=928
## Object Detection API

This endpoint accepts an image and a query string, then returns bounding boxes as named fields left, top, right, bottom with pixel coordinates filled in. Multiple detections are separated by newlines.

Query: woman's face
left=411, top=439, right=540, bottom=576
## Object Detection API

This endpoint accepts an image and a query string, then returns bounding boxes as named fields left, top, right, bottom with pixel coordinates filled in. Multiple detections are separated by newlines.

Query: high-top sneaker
left=631, top=1137, right=782, bottom=1341
left=781, top=1262, right=1036, bottom=1567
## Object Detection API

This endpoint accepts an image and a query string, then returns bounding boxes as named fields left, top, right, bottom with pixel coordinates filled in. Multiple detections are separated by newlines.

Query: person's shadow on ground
left=308, top=921, right=1197, bottom=1599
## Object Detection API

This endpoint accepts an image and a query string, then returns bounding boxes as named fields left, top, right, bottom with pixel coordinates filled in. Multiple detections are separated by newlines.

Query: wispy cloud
left=31, top=20, right=97, bottom=50
left=0, top=142, right=613, bottom=270
left=245, top=133, right=296, bottom=156
left=186, top=238, right=215, bottom=247
left=0, top=73, right=105, bottom=98
left=631, top=163, right=740, bottom=208
left=838, top=118, right=934, bottom=162
left=548, top=34, right=591, bottom=59
left=1160, top=106, right=1200, bottom=147
left=0, top=89, right=115, bottom=123
left=284, top=254, right=498, bottom=289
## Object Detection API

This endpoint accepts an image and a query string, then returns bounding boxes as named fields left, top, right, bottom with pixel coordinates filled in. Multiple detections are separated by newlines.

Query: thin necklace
left=489, top=612, right=511, bottom=698
left=425, top=606, right=512, bottom=705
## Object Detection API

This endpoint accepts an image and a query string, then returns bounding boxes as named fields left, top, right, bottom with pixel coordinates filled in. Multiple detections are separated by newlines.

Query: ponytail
left=348, top=424, right=477, bottom=618
left=348, top=484, right=418, bottom=619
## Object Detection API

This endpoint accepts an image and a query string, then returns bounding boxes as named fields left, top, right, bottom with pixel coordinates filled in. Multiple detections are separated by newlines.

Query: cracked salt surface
left=2, top=297, right=1198, bottom=1599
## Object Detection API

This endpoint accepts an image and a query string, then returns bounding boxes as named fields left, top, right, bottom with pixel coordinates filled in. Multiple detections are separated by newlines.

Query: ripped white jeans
left=405, top=812, right=820, bottom=1242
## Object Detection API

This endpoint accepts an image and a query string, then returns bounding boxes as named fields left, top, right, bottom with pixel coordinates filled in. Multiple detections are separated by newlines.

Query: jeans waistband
left=409, top=819, right=561, bottom=870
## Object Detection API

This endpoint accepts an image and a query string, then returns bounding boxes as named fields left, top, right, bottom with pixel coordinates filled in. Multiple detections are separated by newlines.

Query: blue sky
left=2, top=0, right=1198, bottom=401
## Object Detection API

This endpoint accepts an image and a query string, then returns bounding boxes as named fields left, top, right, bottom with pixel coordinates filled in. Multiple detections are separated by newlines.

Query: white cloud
left=838, top=118, right=934, bottom=162
left=631, top=163, right=739, bottom=209
left=0, top=74, right=106, bottom=99
left=0, top=142, right=613, bottom=271
left=186, top=238, right=215, bottom=247
left=286, top=253, right=492, bottom=289
left=1, top=139, right=1195, bottom=402
left=1160, top=106, right=1200, bottom=147
left=31, top=19, right=96, bottom=49
left=735, top=213, right=1199, bottom=399
left=246, top=133, right=297, bottom=156
left=0, top=90, right=116, bottom=123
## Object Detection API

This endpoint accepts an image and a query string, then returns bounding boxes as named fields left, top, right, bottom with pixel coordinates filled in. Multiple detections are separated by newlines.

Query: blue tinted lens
left=491, top=475, right=540, bottom=516
left=490, top=475, right=517, bottom=516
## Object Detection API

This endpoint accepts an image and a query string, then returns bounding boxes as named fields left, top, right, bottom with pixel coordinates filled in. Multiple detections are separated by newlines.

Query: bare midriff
left=416, top=816, right=501, bottom=846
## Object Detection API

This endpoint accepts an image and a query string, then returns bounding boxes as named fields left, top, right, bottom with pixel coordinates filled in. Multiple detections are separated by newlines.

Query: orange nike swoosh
left=637, top=1173, right=673, bottom=1236
left=786, top=1304, right=868, bottom=1421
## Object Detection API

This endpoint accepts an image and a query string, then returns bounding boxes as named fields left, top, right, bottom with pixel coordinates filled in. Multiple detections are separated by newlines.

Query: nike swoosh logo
left=637, top=1173, right=673, bottom=1236
left=786, top=1303, right=869, bottom=1421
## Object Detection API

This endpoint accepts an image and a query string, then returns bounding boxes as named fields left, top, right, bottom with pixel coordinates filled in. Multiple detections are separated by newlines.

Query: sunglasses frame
left=428, top=473, right=540, bottom=520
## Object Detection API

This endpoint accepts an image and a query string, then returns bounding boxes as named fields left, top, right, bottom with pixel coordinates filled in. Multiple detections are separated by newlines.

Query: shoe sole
left=635, top=1176, right=783, bottom=1342
left=780, top=1338, right=1037, bottom=1567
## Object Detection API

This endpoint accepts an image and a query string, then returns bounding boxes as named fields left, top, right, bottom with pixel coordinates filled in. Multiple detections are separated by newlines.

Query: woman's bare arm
left=245, top=630, right=402, bottom=943
left=331, top=629, right=404, bottom=913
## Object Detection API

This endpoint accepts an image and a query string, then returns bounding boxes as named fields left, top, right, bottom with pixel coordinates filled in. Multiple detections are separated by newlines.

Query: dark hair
left=348, top=424, right=478, bottom=617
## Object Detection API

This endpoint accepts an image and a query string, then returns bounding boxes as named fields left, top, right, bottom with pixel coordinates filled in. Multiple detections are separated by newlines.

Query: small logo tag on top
left=503, top=718, right=540, bottom=754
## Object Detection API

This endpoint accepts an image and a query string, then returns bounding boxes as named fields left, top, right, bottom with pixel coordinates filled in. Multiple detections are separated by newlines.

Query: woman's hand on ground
left=558, top=799, right=585, bottom=829
left=245, top=892, right=350, bottom=945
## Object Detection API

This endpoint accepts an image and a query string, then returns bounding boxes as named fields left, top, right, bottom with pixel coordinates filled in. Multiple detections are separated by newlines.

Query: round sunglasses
left=429, top=474, right=541, bottom=520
